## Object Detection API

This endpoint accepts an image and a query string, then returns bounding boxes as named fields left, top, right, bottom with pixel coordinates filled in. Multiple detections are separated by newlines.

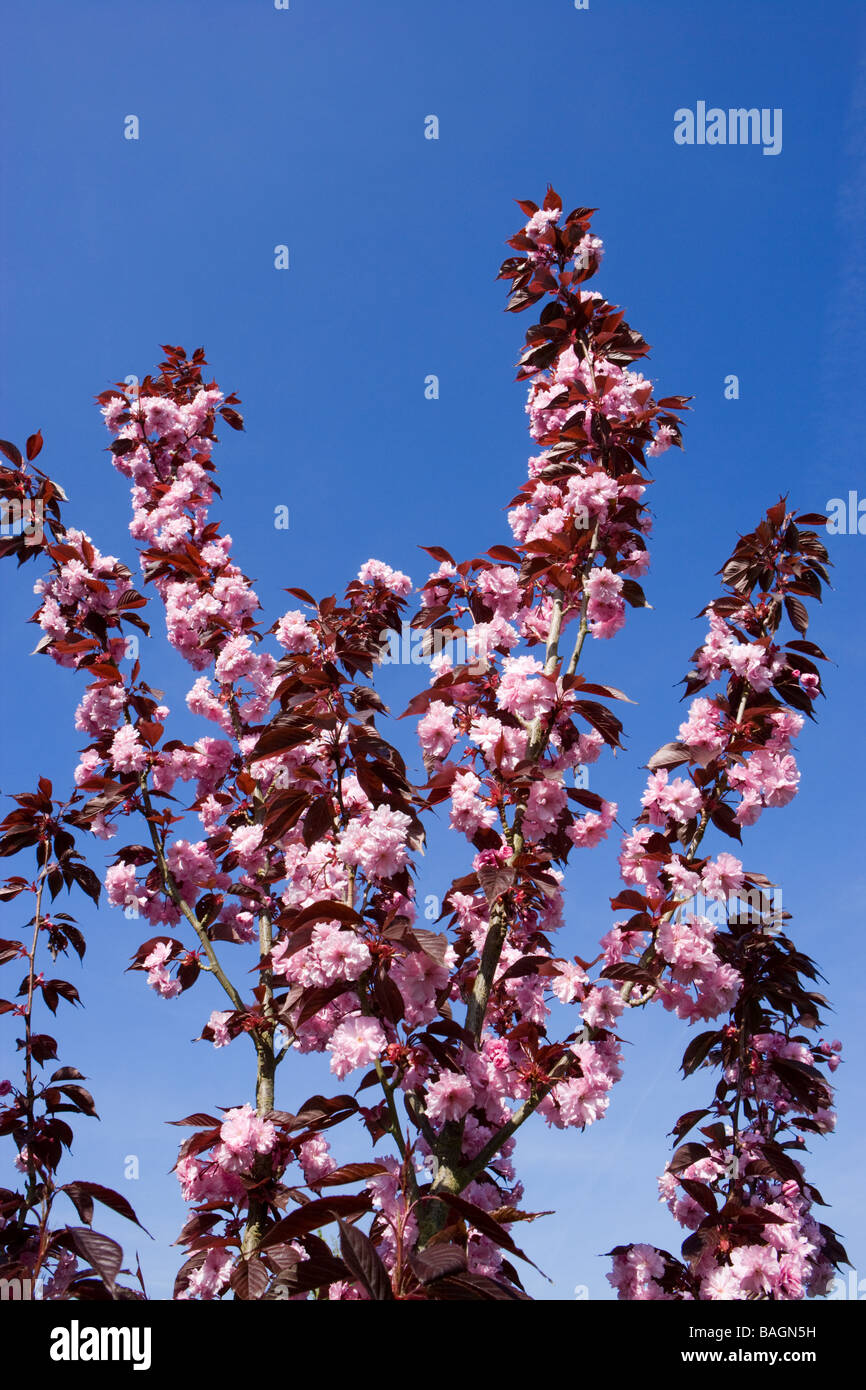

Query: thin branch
left=457, top=1052, right=575, bottom=1187
left=133, top=760, right=246, bottom=1015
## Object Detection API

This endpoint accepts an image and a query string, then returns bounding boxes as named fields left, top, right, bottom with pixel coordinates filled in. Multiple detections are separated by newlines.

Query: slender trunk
left=242, top=909, right=275, bottom=1259
left=241, top=1037, right=276, bottom=1257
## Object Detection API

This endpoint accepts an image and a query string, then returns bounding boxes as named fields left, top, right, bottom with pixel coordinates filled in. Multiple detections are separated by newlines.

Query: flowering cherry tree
left=0, top=188, right=847, bottom=1301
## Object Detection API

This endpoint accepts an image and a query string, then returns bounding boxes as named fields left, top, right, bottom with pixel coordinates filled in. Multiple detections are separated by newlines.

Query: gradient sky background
left=1, top=0, right=864, bottom=1301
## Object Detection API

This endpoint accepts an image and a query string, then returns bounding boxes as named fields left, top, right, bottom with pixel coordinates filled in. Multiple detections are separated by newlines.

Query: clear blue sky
left=1, top=0, right=863, bottom=1300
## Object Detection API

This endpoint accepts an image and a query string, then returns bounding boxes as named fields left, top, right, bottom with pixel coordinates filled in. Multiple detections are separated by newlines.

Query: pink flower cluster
left=585, top=567, right=625, bottom=641
left=34, top=529, right=135, bottom=669
left=272, top=920, right=372, bottom=989
left=141, top=941, right=181, bottom=999
left=653, top=1154, right=838, bottom=1300
left=102, top=390, right=277, bottom=729
left=357, top=558, right=412, bottom=597
left=608, top=1244, right=673, bottom=1301
left=337, top=805, right=413, bottom=881
left=176, top=1104, right=277, bottom=1210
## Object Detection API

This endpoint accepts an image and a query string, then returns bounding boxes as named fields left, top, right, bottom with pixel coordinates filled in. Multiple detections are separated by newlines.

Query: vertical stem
left=17, top=866, right=47, bottom=1248
left=464, top=898, right=509, bottom=1047
left=566, top=522, right=600, bottom=677
left=242, top=903, right=275, bottom=1259
left=464, top=584, right=569, bottom=1049
left=23, top=873, right=45, bottom=1197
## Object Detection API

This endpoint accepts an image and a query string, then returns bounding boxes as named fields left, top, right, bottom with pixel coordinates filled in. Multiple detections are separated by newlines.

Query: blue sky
left=1, top=0, right=864, bottom=1300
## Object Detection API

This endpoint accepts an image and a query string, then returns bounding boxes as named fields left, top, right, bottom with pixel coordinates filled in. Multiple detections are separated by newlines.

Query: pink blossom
left=327, top=1014, right=386, bottom=1080
left=186, top=676, right=232, bottom=730
left=551, top=960, right=588, bottom=1004
left=337, top=805, right=412, bottom=881
left=358, top=559, right=412, bottom=597
left=165, top=839, right=221, bottom=898
left=73, top=747, right=102, bottom=787
left=607, top=1244, right=669, bottom=1300
left=215, top=1104, right=277, bottom=1172
left=701, top=852, right=744, bottom=901
left=656, top=916, right=716, bottom=979
left=100, top=395, right=128, bottom=431
left=229, top=823, right=265, bottom=867
left=567, top=799, right=617, bottom=849
left=476, top=566, right=521, bottom=619
left=524, top=207, right=560, bottom=238
left=647, top=423, right=676, bottom=457
left=449, top=769, right=496, bottom=836
left=523, top=777, right=568, bottom=841
left=42, top=1251, right=80, bottom=1300
left=657, top=776, right=703, bottom=823
left=701, top=1265, right=745, bottom=1300
left=146, top=963, right=181, bottom=1000
left=105, top=862, right=139, bottom=909
left=619, top=826, right=663, bottom=887
left=641, top=769, right=702, bottom=825
left=418, top=700, right=457, bottom=762
left=74, top=683, right=126, bottom=737
left=664, top=860, right=701, bottom=900
left=725, top=640, right=782, bottom=693
left=496, top=655, right=556, bottom=722
left=304, top=922, right=372, bottom=985
left=576, top=232, right=604, bottom=269
left=90, top=813, right=116, bottom=840
left=728, top=1244, right=780, bottom=1297
left=581, top=986, right=625, bottom=1031
left=141, top=941, right=181, bottom=998
left=600, top=925, right=648, bottom=967
left=275, top=609, right=316, bottom=653
left=214, top=634, right=258, bottom=685
left=469, top=715, right=526, bottom=771
left=425, top=1072, right=475, bottom=1125
left=728, top=748, right=800, bottom=824
left=207, top=1010, right=233, bottom=1048
left=175, top=1155, right=244, bottom=1207
left=326, top=1017, right=389, bottom=1078
left=109, top=724, right=148, bottom=774
left=585, top=567, right=626, bottom=640
left=299, top=1135, right=338, bottom=1183
left=622, top=545, right=650, bottom=577
left=677, top=697, right=727, bottom=765
left=178, top=1247, right=234, bottom=1301
left=391, top=949, right=450, bottom=1025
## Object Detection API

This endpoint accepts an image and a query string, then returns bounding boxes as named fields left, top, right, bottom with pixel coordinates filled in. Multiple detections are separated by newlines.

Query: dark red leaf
left=68, top=1227, right=122, bottom=1294
left=337, top=1218, right=393, bottom=1300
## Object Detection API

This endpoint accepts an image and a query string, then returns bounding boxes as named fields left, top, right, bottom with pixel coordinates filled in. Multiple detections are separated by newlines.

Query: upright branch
left=0, top=781, right=145, bottom=1300
left=605, top=502, right=850, bottom=1300
left=401, top=188, right=688, bottom=1220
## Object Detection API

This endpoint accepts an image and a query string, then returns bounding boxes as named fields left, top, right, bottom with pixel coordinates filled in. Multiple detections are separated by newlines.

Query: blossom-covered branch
left=606, top=503, right=850, bottom=1299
